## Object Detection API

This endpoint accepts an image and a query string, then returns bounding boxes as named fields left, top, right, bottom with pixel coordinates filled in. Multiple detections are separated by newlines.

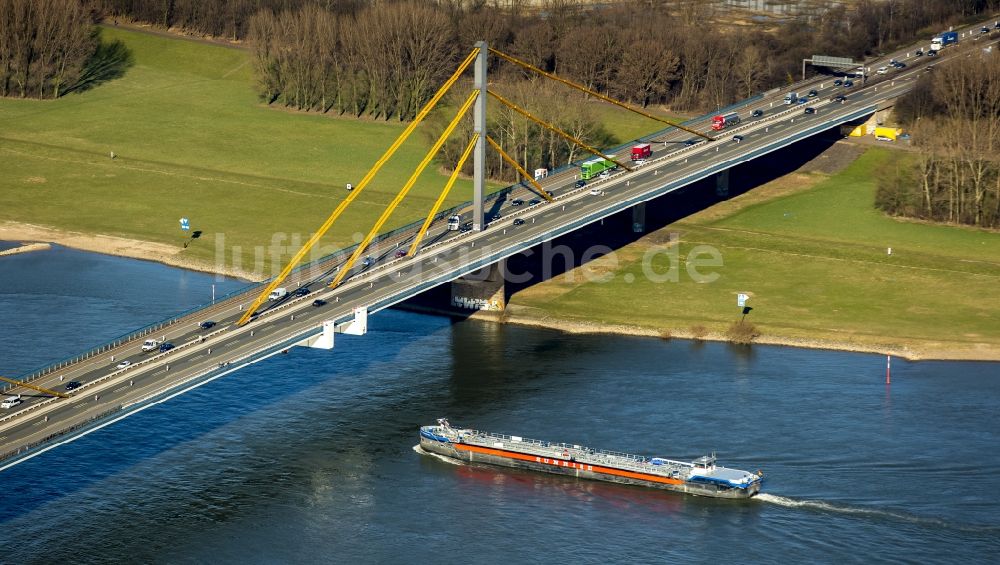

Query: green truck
left=580, top=157, right=617, bottom=180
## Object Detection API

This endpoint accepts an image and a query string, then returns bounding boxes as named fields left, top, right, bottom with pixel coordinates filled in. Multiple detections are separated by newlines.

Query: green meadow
left=510, top=149, right=1000, bottom=357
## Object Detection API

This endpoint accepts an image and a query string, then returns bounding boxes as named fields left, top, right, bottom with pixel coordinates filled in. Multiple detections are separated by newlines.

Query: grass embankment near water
left=0, top=26, right=679, bottom=279
left=0, top=26, right=476, bottom=276
left=509, top=148, right=1000, bottom=360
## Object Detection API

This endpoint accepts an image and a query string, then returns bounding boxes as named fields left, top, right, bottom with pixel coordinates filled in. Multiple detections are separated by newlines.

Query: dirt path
left=100, top=19, right=247, bottom=51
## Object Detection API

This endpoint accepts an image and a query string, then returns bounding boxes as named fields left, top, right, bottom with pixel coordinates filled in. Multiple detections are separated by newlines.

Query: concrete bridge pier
left=715, top=169, right=730, bottom=198
left=631, top=202, right=646, bottom=233
left=451, top=259, right=505, bottom=312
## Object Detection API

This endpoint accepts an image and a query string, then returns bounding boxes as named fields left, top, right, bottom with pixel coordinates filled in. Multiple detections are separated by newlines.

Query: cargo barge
left=419, top=419, right=763, bottom=499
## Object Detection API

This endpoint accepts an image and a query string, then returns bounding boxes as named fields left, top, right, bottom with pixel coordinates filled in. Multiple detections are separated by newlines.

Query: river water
left=0, top=246, right=998, bottom=563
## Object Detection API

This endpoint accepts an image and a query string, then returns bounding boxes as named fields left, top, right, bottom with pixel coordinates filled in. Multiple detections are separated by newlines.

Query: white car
left=1, top=396, right=22, bottom=409
left=876, top=66, right=889, bottom=74
left=116, top=360, right=132, bottom=369
left=634, top=159, right=647, bottom=166
left=589, top=187, right=603, bottom=196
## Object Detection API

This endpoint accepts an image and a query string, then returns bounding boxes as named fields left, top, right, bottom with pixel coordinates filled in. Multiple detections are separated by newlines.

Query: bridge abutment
left=451, top=259, right=505, bottom=312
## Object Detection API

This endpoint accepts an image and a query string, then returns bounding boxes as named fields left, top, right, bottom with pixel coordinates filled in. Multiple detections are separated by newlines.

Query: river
left=0, top=245, right=998, bottom=563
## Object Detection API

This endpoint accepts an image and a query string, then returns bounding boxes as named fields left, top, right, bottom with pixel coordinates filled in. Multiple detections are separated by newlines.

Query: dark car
left=833, top=79, right=843, bottom=86
left=159, top=342, right=175, bottom=352
left=915, top=49, right=924, bottom=56
left=982, top=26, right=990, bottom=34
left=199, top=320, right=216, bottom=329
left=362, top=256, right=373, bottom=267
left=732, top=134, right=744, bottom=143
left=294, top=287, right=310, bottom=296
left=510, top=198, right=524, bottom=207
left=512, top=218, right=525, bottom=226
left=833, top=95, right=847, bottom=103
left=575, top=179, right=586, bottom=188
left=65, top=381, right=82, bottom=391
left=529, top=198, right=541, bottom=205
left=395, top=249, right=407, bottom=258
left=312, top=299, right=327, bottom=307
left=804, top=107, right=816, bottom=115
left=683, top=139, right=699, bottom=146
left=927, top=50, right=937, bottom=57
left=893, top=61, right=906, bottom=69
left=796, top=97, right=808, bottom=104
left=459, top=223, right=472, bottom=232
left=843, top=80, right=854, bottom=88
left=751, top=109, right=764, bottom=118
left=807, top=89, right=818, bottom=98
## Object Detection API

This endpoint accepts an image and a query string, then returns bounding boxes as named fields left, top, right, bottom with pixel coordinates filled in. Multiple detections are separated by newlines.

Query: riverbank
left=0, top=221, right=261, bottom=282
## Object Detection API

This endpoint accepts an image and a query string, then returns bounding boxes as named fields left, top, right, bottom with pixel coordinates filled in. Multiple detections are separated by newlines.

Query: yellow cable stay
left=486, top=136, right=553, bottom=202
left=489, top=48, right=713, bottom=141
left=236, top=48, right=481, bottom=326
left=488, top=90, right=633, bottom=174
left=328, top=90, right=480, bottom=289
left=0, top=375, right=69, bottom=399
left=407, top=133, right=480, bottom=257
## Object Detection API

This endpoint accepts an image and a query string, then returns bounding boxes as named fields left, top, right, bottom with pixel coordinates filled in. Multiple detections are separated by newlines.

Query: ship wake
left=413, top=444, right=463, bottom=465
left=756, top=494, right=999, bottom=533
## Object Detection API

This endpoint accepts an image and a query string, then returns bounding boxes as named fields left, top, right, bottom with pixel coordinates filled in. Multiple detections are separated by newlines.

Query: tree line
left=0, top=0, right=96, bottom=98
left=878, top=51, right=1000, bottom=229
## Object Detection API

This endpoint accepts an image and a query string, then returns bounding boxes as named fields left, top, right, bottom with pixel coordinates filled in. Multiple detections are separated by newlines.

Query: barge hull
left=420, top=437, right=758, bottom=499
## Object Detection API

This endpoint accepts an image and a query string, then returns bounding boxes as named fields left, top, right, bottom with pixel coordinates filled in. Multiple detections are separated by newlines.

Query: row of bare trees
left=877, top=52, right=1000, bottom=228
left=248, top=2, right=454, bottom=120
left=0, top=0, right=96, bottom=98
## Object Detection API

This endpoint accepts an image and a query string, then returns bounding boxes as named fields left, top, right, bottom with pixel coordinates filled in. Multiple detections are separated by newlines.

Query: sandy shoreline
left=0, top=221, right=263, bottom=282
left=3, top=220, right=997, bottom=362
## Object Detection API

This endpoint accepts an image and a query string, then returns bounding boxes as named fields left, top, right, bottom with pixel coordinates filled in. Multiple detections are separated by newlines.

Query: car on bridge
left=796, top=98, right=808, bottom=104
left=843, top=80, right=854, bottom=87
left=362, top=256, right=373, bottom=268
left=159, top=342, right=175, bottom=352
left=395, top=249, right=408, bottom=258
left=200, top=320, right=216, bottom=329
left=751, top=109, right=764, bottom=118
left=65, top=381, right=82, bottom=391
left=877, top=66, right=889, bottom=74
left=732, top=135, right=744, bottom=143
left=512, top=218, right=525, bottom=226
left=832, top=95, right=847, bottom=103
left=807, top=89, right=818, bottom=98
left=915, top=49, right=924, bottom=56
left=833, top=79, right=843, bottom=86
left=294, top=287, right=311, bottom=296
left=683, top=139, right=699, bottom=146
left=575, top=179, right=586, bottom=188
left=312, top=299, right=327, bottom=307
left=529, top=198, right=541, bottom=206
left=116, top=360, right=132, bottom=369
left=1, top=396, right=22, bottom=409
left=589, top=187, right=603, bottom=196
left=804, top=107, right=816, bottom=115
left=511, top=198, right=524, bottom=207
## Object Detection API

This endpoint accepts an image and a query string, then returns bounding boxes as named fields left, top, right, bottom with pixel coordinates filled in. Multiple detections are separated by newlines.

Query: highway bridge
left=2, top=19, right=997, bottom=469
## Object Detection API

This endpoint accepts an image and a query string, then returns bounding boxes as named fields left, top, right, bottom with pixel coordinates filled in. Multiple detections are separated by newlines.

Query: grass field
left=509, top=148, right=1000, bottom=358
left=0, top=26, right=678, bottom=276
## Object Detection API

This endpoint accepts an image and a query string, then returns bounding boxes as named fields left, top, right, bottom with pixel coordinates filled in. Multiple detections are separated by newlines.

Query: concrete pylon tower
left=473, top=41, right=487, bottom=231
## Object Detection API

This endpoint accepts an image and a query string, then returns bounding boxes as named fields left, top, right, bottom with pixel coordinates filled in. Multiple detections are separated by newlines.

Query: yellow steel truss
left=407, top=133, right=480, bottom=257
left=489, top=48, right=713, bottom=141
left=328, top=90, right=480, bottom=289
left=236, top=48, right=481, bottom=326
left=488, top=90, right=633, bottom=173
left=0, top=375, right=70, bottom=398
left=486, top=136, right=553, bottom=202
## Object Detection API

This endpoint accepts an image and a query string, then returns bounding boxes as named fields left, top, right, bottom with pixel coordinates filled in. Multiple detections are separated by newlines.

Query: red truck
left=711, top=112, right=740, bottom=131
left=630, top=143, right=652, bottom=161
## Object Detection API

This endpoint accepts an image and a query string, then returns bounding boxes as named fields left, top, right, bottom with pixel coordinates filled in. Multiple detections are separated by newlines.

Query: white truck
left=141, top=338, right=160, bottom=352
left=268, top=287, right=288, bottom=301
left=783, top=92, right=799, bottom=105
left=448, top=215, right=461, bottom=231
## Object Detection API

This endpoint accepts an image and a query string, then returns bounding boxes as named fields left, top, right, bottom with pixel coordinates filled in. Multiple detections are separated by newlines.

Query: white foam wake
left=755, top=493, right=997, bottom=533
left=412, top=444, right=463, bottom=465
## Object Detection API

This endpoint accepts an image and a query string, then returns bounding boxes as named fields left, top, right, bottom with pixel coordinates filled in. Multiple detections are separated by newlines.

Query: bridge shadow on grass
left=403, top=128, right=847, bottom=315
left=64, top=32, right=134, bottom=95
